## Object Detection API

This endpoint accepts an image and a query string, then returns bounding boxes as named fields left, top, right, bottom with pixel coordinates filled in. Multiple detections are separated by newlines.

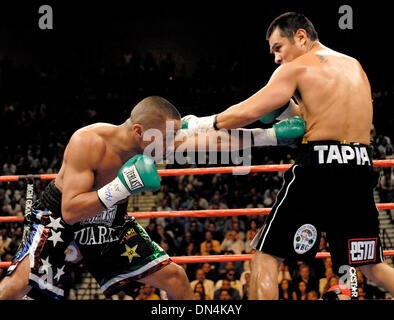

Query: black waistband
left=296, top=140, right=373, bottom=167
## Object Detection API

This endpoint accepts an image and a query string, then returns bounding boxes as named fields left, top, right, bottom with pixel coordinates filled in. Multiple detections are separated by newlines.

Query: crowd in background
left=0, top=50, right=393, bottom=300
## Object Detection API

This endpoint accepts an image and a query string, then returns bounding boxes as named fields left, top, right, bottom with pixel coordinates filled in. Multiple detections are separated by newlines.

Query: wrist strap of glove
left=97, top=177, right=129, bottom=209
left=250, top=128, right=278, bottom=146
left=213, top=115, right=219, bottom=130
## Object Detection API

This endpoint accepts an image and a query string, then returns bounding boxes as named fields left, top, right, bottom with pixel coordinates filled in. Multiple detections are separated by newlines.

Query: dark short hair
left=130, top=96, right=181, bottom=128
left=133, top=96, right=181, bottom=120
left=266, top=12, right=318, bottom=42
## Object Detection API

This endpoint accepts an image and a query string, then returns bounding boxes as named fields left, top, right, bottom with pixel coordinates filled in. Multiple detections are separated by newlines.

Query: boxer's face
left=269, top=27, right=307, bottom=65
left=138, top=117, right=181, bottom=157
left=163, top=118, right=182, bottom=154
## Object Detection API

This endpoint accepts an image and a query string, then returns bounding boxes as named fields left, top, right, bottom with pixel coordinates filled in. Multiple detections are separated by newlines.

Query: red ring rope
left=0, top=159, right=393, bottom=268
left=1, top=250, right=394, bottom=268
left=1, top=203, right=393, bottom=222
left=0, top=159, right=393, bottom=182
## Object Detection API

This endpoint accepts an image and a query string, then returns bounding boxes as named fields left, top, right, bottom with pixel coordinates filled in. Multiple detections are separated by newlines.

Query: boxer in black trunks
left=182, top=12, right=394, bottom=299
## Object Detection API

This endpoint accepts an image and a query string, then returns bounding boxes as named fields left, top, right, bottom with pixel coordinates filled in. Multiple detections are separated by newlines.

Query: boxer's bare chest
left=93, top=146, right=136, bottom=190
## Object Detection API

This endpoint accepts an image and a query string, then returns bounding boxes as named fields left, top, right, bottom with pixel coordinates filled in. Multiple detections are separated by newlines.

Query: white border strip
left=29, top=224, right=45, bottom=268
left=101, top=254, right=170, bottom=292
left=29, top=273, right=64, bottom=297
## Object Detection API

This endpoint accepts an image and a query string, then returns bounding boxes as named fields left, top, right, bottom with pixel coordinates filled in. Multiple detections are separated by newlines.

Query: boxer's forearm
left=215, top=102, right=257, bottom=129
left=62, top=192, right=106, bottom=225
left=173, top=129, right=252, bottom=152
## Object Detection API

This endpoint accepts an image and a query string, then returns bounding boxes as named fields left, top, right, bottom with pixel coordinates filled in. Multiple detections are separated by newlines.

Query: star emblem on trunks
left=48, top=230, right=64, bottom=247
left=54, top=265, right=66, bottom=282
left=46, top=216, right=64, bottom=231
left=121, top=244, right=140, bottom=263
left=41, top=256, right=52, bottom=272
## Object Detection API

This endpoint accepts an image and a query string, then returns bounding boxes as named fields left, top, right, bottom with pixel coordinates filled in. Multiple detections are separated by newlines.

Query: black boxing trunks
left=251, top=141, right=384, bottom=273
left=8, top=181, right=171, bottom=299
left=7, top=181, right=74, bottom=299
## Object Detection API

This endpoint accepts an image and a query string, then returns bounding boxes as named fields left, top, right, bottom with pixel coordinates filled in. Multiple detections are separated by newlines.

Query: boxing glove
left=252, top=117, right=306, bottom=146
left=181, top=114, right=217, bottom=130
left=97, top=154, right=160, bottom=209
left=259, top=101, right=291, bottom=124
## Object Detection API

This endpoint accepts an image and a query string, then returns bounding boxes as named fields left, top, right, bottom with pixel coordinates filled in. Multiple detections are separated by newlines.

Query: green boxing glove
left=273, top=116, right=306, bottom=145
left=259, top=102, right=290, bottom=124
left=251, top=116, right=305, bottom=147
left=97, top=154, right=160, bottom=209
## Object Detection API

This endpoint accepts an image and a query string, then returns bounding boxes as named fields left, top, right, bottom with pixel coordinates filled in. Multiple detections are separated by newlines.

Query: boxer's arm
left=61, top=131, right=106, bottom=225
left=276, top=99, right=302, bottom=120
left=175, top=117, right=304, bottom=151
left=172, top=129, right=252, bottom=152
left=215, top=63, right=301, bottom=129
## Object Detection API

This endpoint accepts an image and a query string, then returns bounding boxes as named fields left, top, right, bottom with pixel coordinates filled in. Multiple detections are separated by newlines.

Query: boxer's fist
left=97, top=155, right=160, bottom=209
left=181, top=114, right=217, bottom=131
left=273, top=116, right=305, bottom=145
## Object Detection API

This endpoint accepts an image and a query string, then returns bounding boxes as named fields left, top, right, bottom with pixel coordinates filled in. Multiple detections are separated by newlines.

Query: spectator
left=220, top=230, right=244, bottom=254
left=278, top=279, right=292, bottom=300
left=165, top=216, right=185, bottom=246
left=155, top=197, right=173, bottom=227
left=193, top=280, right=211, bottom=300
left=135, top=284, right=160, bottom=300
left=2, top=198, right=22, bottom=216
left=200, top=231, right=221, bottom=255
left=181, top=242, right=199, bottom=280
left=322, top=275, right=340, bottom=296
left=217, top=256, right=243, bottom=277
left=201, top=262, right=219, bottom=282
left=213, top=279, right=240, bottom=300
left=292, top=280, right=308, bottom=300
left=245, top=219, right=258, bottom=237
left=206, top=221, right=224, bottom=242
left=201, top=241, right=219, bottom=256
left=278, top=263, right=292, bottom=284
left=307, top=290, right=319, bottom=300
left=185, top=219, right=204, bottom=245
left=223, top=216, right=245, bottom=237
left=218, top=289, right=232, bottom=300
left=246, top=195, right=264, bottom=209
left=209, top=190, right=228, bottom=210
left=244, top=229, right=256, bottom=253
left=111, top=290, right=133, bottom=300
left=214, top=269, right=242, bottom=297
left=230, top=220, right=245, bottom=241
left=190, top=268, right=215, bottom=300
left=292, top=263, right=319, bottom=294
left=0, top=229, right=12, bottom=256
left=155, top=224, right=177, bottom=255
left=179, top=232, right=196, bottom=254
left=319, top=266, right=334, bottom=298
left=240, top=271, right=251, bottom=300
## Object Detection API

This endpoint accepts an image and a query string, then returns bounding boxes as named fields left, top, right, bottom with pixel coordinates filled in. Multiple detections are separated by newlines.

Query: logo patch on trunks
left=121, top=244, right=140, bottom=263
left=348, top=238, right=377, bottom=264
left=293, top=224, right=317, bottom=254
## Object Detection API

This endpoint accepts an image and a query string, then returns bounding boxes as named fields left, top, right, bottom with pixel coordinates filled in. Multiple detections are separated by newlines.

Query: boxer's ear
left=294, top=28, right=308, bottom=47
left=132, top=124, right=144, bottom=139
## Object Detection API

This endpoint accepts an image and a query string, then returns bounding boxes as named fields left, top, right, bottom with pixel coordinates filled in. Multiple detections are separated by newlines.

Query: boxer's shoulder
left=65, top=126, right=108, bottom=165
